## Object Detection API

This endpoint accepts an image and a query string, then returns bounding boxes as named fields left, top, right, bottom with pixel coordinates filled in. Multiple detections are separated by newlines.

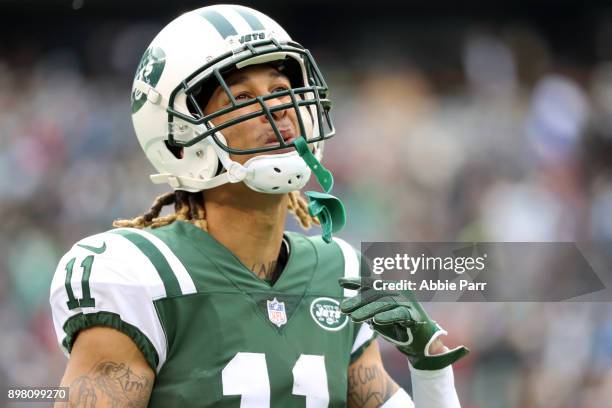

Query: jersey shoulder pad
left=49, top=227, right=196, bottom=372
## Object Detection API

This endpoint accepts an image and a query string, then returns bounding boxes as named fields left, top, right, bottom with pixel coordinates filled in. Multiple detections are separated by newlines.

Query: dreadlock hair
left=113, top=190, right=319, bottom=231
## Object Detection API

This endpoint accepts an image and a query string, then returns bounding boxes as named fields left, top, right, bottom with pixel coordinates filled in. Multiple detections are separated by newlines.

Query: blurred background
left=2, top=0, right=612, bottom=406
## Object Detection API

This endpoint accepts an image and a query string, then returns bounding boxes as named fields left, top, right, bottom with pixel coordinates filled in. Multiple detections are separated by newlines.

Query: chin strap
left=294, top=137, right=346, bottom=243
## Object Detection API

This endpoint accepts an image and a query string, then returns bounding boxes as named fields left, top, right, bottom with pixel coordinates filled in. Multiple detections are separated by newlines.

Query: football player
left=50, top=5, right=468, bottom=407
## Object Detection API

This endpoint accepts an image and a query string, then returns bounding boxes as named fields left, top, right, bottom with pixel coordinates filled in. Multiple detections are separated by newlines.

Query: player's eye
left=234, top=92, right=251, bottom=101
left=272, top=86, right=289, bottom=94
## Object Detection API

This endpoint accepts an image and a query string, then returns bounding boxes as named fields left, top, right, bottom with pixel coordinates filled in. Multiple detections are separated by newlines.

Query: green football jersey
left=50, top=221, right=374, bottom=407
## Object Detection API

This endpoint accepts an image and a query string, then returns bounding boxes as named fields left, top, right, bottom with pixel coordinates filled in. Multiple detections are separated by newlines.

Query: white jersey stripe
left=116, top=228, right=197, bottom=296
left=333, top=237, right=360, bottom=297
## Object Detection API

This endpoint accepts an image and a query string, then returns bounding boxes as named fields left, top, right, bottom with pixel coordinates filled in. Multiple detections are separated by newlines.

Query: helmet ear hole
left=164, top=140, right=184, bottom=159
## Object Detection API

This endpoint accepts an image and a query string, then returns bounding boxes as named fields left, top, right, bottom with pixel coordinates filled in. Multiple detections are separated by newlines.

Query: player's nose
left=259, top=95, right=288, bottom=123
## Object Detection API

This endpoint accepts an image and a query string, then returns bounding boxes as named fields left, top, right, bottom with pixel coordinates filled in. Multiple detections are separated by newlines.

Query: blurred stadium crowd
left=2, top=1, right=612, bottom=407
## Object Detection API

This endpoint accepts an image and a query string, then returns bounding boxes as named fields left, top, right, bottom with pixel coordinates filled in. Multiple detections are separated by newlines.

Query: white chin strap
left=240, top=151, right=312, bottom=193
left=150, top=137, right=312, bottom=194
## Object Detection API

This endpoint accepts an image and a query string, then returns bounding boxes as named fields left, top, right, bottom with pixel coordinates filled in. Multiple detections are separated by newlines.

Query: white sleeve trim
left=381, top=388, right=415, bottom=408
left=332, top=237, right=359, bottom=297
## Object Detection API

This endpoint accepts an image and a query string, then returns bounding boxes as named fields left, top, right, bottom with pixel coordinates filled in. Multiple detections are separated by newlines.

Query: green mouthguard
left=294, top=137, right=346, bottom=243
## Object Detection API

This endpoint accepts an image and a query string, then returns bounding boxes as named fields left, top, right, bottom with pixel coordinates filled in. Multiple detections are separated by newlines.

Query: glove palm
left=339, top=277, right=469, bottom=370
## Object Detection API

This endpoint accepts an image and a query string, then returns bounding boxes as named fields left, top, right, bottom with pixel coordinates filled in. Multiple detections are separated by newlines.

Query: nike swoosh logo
left=77, top=242, right=107, bottom=254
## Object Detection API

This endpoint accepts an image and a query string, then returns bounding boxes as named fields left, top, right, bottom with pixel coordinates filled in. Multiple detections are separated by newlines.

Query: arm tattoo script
left=347, top=362, right=398, bottom=408
left=66, top=361, right=153, bottom=408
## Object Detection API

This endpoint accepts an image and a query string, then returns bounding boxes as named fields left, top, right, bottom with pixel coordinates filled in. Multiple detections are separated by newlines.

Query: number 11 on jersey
left=222, top=352, right=329, bottom=407
left=64, top=255, right=96, bottom=310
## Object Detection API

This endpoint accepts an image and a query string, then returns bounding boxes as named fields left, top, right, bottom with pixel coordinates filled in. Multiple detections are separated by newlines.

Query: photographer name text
left=374, top=279, right=487, bottom=291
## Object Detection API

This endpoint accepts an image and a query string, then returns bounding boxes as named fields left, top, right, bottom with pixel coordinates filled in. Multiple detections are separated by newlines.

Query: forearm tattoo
left=66, top=361, right=153, bottom=408
left=348, top=362, right=398, bottom=408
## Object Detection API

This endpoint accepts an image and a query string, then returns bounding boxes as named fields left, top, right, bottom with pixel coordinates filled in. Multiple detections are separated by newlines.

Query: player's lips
left=264, top=128, right=296, bottom=146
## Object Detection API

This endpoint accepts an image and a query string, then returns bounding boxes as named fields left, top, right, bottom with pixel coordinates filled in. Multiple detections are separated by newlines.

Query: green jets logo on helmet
left=310, top=297, right=348, bottom=331
left=131, top=46, right=166, bottom=113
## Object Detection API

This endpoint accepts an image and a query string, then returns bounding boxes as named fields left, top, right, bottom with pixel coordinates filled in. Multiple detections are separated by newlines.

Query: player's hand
left=339, top=277, right=469, bottom=370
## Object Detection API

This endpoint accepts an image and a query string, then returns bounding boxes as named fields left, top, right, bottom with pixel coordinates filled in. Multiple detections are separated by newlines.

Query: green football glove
left=339, top=277, right=469, bottom=370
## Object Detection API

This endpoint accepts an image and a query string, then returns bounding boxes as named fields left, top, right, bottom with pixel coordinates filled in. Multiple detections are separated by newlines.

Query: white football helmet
left=131, top=4, right=335, bottom=193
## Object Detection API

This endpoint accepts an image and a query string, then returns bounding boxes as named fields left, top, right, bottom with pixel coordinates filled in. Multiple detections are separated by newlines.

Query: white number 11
left=222, top=352, right=329, bottom=407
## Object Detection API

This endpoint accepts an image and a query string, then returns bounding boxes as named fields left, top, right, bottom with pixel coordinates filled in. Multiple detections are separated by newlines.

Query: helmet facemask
left=166, top=38, right=334, bottom=157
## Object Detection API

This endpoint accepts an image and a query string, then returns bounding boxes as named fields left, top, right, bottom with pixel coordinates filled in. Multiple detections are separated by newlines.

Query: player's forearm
left=347, top=359, right=399, bottom=408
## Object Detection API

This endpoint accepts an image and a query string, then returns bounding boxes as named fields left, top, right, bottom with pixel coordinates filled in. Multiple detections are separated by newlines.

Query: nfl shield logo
left=267, top=298, right=287, bottom=327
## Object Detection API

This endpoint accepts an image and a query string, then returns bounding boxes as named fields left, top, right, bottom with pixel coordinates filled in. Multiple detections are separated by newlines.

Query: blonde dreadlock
left=113, top=190, right=319, bottom=231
